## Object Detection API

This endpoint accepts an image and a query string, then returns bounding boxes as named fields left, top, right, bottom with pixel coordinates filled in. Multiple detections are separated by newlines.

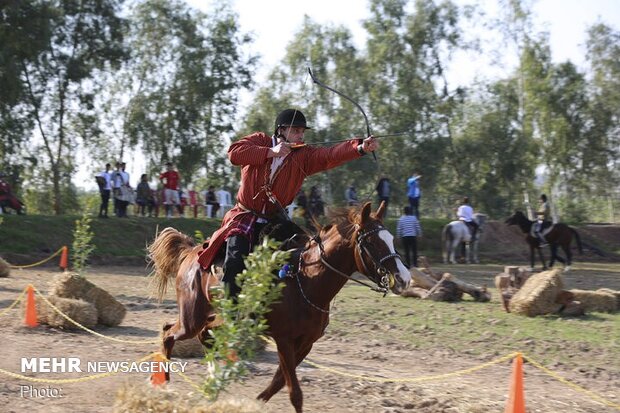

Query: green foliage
left=71, top=199, right=97, bottom=275
left=201, top=238, right=287, bottom=400
left=194, top=230, right=205, bottom=244
left=1, top=0, right=127, bottom=214
left=117, top=0, right=256, bottom=186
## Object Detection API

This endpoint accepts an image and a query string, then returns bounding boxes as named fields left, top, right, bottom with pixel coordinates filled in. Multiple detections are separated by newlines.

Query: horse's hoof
left=563, top=266, right=571, bottom=272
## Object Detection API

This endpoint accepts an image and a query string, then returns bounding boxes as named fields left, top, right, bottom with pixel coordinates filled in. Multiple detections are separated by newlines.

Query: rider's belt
left=237, top=202, right=275, bottom=221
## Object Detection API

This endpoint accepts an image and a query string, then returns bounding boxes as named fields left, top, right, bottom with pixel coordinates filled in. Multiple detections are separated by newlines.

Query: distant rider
left=534, top=194, right=551, bottom=247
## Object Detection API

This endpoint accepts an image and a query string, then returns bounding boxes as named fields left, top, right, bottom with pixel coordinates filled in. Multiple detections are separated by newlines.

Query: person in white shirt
left=96, top=163, right=112, bottom=218
left=457, top=196, right=478, bottom=239
left=396, top=206, right=422, bottom=267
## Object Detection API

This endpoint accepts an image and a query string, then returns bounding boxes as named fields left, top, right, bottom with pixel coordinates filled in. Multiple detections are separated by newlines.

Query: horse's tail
left=148, top=227, right=196, bottom=302
left=570, top=227, right=583, bottom=254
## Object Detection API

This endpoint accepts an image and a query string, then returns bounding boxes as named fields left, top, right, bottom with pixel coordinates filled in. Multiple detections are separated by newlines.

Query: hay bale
left=597, top=288, right=620, bottom=310
left=0, top=256, right=10, bottom=277
left=114, top=383, right=264, bottom=413
left=509, top=269, right=564, bottom=316
left=27, top=296, right=98, bottom=329
left=569, top=289, right=617, bottom=313
left=50, top=272, right=126, bottom=326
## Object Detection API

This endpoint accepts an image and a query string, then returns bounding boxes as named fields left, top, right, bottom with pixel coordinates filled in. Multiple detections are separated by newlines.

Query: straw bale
left=114, top=383, right=264, bottom=413
left=28, top=296, right=98, bottom=329
left=0, top=256, right=10, bottom=277
left=597, top=288, right=620, bottom=310
left=509, top=269, right=563, bottom=316
left=569, top=289, right=617, bottom=313
left=50, top=272, right=126, bottom=326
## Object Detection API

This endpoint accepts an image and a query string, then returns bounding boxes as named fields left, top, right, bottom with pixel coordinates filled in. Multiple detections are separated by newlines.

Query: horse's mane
left=322, top=205, right=368, bottom=245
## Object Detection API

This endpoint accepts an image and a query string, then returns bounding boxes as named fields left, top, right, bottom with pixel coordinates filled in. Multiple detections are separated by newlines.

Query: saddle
left=203, top=218, right=310, bottom=294
left=464, top=221, right=476, bottom=237
left=530, top=221, right=554, bottom=237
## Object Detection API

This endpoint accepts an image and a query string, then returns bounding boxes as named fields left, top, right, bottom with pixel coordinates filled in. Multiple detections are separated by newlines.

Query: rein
left=292, top=223, right=397, bottom=313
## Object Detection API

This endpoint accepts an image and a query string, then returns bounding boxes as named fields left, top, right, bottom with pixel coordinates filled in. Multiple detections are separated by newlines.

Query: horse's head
left=352, top=201, right=411, bottom=295
left=505, top=210, right=526, bottom=226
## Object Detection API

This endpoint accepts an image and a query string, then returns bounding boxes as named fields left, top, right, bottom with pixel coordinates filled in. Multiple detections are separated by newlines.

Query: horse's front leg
left=258, top=341, right=313, bottom=406
left=273, top=340, right=304, bottom=412
left=530, top=246, right=536, bottom=270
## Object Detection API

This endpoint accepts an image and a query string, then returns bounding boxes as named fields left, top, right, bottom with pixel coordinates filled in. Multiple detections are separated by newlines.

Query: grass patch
left=329, top=278, right=619, bottom=370
left=0, top=215, right=222, bottom=257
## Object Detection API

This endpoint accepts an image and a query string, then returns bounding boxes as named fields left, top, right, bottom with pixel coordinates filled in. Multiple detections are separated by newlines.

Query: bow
left=307, top=67, right=377, bottom=161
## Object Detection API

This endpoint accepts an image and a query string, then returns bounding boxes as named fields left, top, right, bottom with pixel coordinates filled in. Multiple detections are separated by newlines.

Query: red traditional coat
left=197, top=132, right=362, bottom=269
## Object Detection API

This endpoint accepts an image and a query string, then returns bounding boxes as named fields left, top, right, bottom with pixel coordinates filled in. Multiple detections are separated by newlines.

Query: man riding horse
left=196, top=109, right=379, bottom=299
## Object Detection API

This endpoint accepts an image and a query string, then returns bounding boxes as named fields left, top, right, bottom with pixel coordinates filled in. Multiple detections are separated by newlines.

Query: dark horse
left=148, top=202, right=411, bottom=412
left=505, top=210, right=583, bottom=270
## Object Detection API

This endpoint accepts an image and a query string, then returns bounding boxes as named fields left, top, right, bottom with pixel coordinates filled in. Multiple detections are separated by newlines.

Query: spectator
left=406, top=171, right=422, bottom=218
left=397, top=206, right=422, bottom=267
left=159, top=162, right=181, bottom=218
left=95, top=163, right=112, bottom=218
left=205, top=185, right=220, bottom=218
left=111, top=162, right=122, bottom=216
left=117, top=162, right=132, bottom=217
left=376, top=176, right=390, bottom=212
left=136, top=174, right=154, bottom=217
left=309, top=186, right=325, bottom=217
left=0, top=171, right=24, bottom=214
left=112, top=162, right=131, bottom=217
left=296, top=188, right=312, bottom=228
left=345, top=184, right=359, bottom=206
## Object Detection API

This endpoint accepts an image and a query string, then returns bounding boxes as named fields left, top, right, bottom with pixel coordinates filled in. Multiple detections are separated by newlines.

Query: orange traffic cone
left=150, top=354, right=167, bottom=387
left=505, top=353, right=526, bottom=413
left=59, top=246, right=68, bottom=271
left=24, top=284, right=38, bottom=327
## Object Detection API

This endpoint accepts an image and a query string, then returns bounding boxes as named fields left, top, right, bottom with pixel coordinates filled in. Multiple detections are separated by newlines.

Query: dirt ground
left=1, top=263, right=618, bottom=413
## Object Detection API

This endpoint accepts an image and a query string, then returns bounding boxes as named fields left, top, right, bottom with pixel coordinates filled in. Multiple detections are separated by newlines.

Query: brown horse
left=505, top=210, right=583, bottom=270
left=148, top=201, right=411, bottom=412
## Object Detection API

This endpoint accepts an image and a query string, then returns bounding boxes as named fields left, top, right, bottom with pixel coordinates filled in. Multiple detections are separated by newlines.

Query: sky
left=80, top=0, right=620, bottom=190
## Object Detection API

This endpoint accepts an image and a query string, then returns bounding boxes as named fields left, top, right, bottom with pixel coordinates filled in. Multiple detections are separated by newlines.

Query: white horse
left=442, top=213, right=487, bottom=264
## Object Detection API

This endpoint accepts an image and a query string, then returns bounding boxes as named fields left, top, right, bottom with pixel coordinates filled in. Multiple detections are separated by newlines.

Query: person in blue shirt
left=406, top=171, right=422, bottom=218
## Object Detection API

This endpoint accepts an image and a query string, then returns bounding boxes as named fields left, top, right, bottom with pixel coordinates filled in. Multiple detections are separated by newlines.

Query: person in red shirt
left=197, top=108, right=379, bottom=299
left=159, top=162, right=181, bottom=218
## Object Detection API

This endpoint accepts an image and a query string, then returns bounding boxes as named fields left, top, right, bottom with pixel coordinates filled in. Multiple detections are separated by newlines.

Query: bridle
left=294, top=222, right=402, bottom=313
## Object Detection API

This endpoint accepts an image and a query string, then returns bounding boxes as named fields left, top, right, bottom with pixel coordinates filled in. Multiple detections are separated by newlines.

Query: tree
left=2, top=0, right=127, bottom=214
left=118, top=0, right=255, bottom=186
left=584, top=23, right=620, bottom=193
left=364, top=0, right=466, bottom=208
